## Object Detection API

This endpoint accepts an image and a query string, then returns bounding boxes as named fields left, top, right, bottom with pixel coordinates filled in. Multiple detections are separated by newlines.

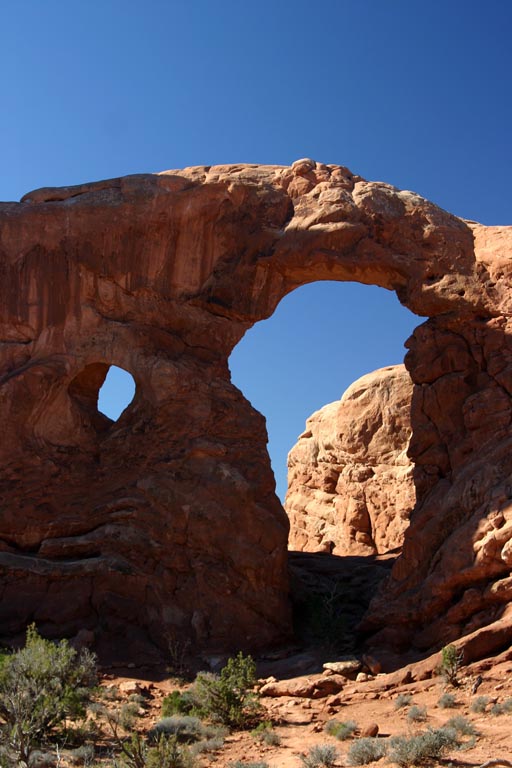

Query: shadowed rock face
left=286, top=365, right=415, bottom=556
left=1, top=158, right=512, bottom=660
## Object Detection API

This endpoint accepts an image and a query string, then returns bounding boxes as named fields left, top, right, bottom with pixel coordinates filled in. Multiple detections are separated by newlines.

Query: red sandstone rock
left=361, top=723, right=379, bottom=737
left=1, top=160, right=512, bottom=663
left=286, top=365, right=414, bottom=555
left=259, top=673, right=345, bottom=698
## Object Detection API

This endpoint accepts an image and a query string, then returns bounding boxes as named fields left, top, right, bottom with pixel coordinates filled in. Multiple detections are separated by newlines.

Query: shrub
left=98, top=684, right=121, bottom=701
left=148, top=716, right=225, bottom=747
left=229, top=763, right=269, bottom=768
left=438, top=644, right=463, bottom=687
left=300, top=744, right=338, bottom=768
left=346, top=737, right=387, bottom=766
left=325, top=718, right=357, bottom=740
left=250, top=721, right=280, bottom=746
left=295, top=584, right=348, bottom=653
left=407, top=705, right=427, bottom=723
left=387, top=727, right=459, bottom=767
left=0, top=624, right=97, bottom=766
left=149, top=716, right=205, bottom=743
left=438, top=692, right=456, bottom=709
left=489, top=698, right=512, bottom=716
left=118, top=702, right=143, bottom=730
left=70, top=744, right=95, bottom=766
left=192, top=652, right=261, bottom=728
left=128, top=693, right=147, bottom=706
left=145, top=734, right=196, bottom=768
left=109, top=729, right=197, bottom=768
left=444, top=714, right=477, bottom=736
left=167, top=635, right=191, bottom=679
left=470, top=695, right=490, bottom=713
left=190, top=735, right=225, bottom=754
left=394, top=693, right=413, bottom=710
left=162, top=690, right=196, bottom=717
left=109, top=730, right=147, bottom=768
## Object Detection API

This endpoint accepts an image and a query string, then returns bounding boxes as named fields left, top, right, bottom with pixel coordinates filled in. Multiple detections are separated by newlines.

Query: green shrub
left=470, top=695, right=490, bottom=713
left=407, top=705, right=427, bottom=723
left=0, top=624, right=97, bottom=767
left=346, top=737, right=387, bottom=766
left=250, top=721, right=280, bottom=745
left=394, top=693, right=413, bottom=710
left=162, top=690, right=196, bottom=717
left=300, top=744, right=338, bottom=768
left=192, top=652, right=261, bottom=728
left=145, top=734, right=196, bottom=768
left=110, top=730, right=197, bottom=768
left=387, top=727, right=459, bottom=767
left=293, top=583, right=348, bottom=653
left=325, top=718, right=357, bottom=740
left=438, top=644, right=463, bottom=687
left=438, top=692, right=456, bottom=709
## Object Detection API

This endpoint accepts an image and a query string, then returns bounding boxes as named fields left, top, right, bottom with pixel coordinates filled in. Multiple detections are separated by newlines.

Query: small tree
left=439, top=644, right=463, bottom=687
left=0, top=625, right=97, bottom=766
left=192, top=652, right=261, bottom=728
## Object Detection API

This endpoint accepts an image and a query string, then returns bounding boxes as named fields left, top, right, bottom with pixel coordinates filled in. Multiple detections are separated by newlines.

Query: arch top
left=1, top=161, right=509, bottom=347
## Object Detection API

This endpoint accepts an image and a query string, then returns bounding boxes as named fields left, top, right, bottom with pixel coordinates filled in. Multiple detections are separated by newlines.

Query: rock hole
left=230, top=281, right=418, bottom=503
left=98, top=366, right=136, bottom=420
left=230, top=280, right=420, bottom=651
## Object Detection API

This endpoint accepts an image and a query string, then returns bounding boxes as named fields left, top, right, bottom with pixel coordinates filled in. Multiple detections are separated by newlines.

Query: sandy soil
left=94, top=652, right=512, bottom=768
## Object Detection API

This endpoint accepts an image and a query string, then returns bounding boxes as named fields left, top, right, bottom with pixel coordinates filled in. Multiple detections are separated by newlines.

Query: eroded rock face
left=1, top=159, right=512, bottom=661
left=286, top=365, right=415, bottom=556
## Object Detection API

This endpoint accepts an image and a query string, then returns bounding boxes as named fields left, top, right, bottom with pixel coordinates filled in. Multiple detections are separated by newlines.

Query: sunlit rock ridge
left=286, top=364, right=414, bottom=557
left=1, top=158, right=511, bottom=662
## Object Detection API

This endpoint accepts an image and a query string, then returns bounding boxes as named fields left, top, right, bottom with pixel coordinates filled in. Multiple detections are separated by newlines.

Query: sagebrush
left=0, top=624, right=96, bottom=767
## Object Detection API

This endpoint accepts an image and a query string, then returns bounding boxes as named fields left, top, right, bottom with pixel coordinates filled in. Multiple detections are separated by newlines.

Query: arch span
left=1, top=160, right=511, bottom=663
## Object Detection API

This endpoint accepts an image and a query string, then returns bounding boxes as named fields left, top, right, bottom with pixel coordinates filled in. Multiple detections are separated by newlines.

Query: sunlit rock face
left=286, top=364, right=415, bottom=556
left=1, top=158, right=512, bottom=661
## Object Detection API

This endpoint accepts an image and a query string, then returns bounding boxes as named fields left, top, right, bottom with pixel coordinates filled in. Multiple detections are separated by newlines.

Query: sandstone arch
left=1, top=159, right=511, bottom=662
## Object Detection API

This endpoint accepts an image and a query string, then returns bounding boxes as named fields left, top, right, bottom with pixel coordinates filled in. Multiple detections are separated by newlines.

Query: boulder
left=323, top=659, right=362, bottom=678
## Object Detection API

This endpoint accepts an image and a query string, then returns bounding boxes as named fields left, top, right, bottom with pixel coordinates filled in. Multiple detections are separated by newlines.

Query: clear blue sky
left=2, top=1, right=511, bottom=499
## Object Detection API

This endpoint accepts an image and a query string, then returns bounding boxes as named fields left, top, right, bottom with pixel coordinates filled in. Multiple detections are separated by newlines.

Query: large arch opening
left=230, top=280, right=419, bottom=503
left=230, top=280, right=421, bottom=653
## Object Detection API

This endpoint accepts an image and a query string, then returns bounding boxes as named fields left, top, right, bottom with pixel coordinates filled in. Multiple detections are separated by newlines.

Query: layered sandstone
left=1, top=159, right=512, bottom=662
left=286, top=365, right=414, bottom=556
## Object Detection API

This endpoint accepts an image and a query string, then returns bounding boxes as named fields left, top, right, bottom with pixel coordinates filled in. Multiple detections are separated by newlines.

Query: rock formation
left=286, top=365, right=414, bottom=556
left=1, top=158, right=512, bottom=662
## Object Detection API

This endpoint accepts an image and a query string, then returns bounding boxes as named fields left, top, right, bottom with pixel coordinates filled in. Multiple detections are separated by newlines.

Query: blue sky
left=2, top=1, right=511, bottom=499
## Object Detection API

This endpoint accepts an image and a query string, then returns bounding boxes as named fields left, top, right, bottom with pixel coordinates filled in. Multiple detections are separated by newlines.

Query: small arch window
left=98, top=365, right=136, bottom=420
